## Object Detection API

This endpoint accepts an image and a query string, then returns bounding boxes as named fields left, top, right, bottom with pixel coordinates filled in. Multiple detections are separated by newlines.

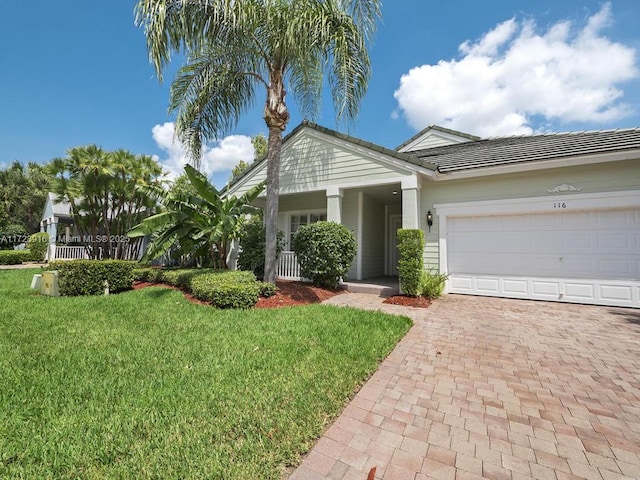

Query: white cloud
left=394, top=3, right=638, bottom=137
left=151, top=122, right=254, bottom=180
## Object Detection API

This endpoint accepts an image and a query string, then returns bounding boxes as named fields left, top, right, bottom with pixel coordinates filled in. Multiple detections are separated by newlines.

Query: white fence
left=276, top=251, right=303, bottom=280
left=50, top=245, right=89, bottom=261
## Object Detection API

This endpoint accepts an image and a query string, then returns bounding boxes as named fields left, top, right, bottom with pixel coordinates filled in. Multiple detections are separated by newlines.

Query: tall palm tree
left=135, top=0, right=380, bottom=283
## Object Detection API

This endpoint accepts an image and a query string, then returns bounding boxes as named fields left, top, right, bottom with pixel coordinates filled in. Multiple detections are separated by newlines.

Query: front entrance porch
left=273, top=181, right=408, bottom=282
left=340, top=276, right=399, bottom=297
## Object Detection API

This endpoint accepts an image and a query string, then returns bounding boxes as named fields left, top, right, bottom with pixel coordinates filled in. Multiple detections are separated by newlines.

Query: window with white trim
left=289, top=212, right=326, bottom=248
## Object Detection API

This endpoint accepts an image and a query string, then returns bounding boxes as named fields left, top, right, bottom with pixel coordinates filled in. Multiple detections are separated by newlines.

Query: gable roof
left=410, top=127, right=640, bottom=173
left=396, top=125, right=481, bottom=152
left=227, top=120, right=437, bottom=190
left=46, top=192, right=72, bottom=217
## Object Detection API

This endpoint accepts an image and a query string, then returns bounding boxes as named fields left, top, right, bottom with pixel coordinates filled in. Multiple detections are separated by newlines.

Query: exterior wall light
left=426, top=211, right=433, bottom=231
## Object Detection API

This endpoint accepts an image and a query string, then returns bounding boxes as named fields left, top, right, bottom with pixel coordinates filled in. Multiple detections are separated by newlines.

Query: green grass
left=0, top=269, right=411, bottom=479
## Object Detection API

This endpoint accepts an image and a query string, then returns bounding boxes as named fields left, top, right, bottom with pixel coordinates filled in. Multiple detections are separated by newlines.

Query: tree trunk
left=262, top=73, right=289, bottom=284
left=263, top=127, right=282, bottom=283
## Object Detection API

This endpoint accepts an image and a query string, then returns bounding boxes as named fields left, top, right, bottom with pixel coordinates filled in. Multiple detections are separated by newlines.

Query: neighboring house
left=40, top=192, right=146, bottom=261
left=229, top=120, right=640, bottom=308
left=40, top=192, right=86, bottom=261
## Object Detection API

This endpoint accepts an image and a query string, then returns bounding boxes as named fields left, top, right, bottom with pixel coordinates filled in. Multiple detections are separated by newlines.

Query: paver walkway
left=289, top=294, right=640, bottom=480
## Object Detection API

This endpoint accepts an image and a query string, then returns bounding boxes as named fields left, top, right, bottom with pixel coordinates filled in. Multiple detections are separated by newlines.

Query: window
left=289, top=212, right=326, bottom=248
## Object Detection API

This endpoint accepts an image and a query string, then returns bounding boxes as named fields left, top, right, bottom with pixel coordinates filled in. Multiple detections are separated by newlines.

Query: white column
left=326, top=187, right=343, bottom=223
left=47, top=217, right=57, bottom=262
left=401, top=176, right=421, bottom=229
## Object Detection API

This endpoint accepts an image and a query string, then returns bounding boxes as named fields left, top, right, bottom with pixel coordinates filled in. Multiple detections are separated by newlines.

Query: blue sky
left=1, top=1, right=639, bottom=187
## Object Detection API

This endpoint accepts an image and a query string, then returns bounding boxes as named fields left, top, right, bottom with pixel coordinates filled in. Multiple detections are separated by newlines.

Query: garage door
left=447, top=208, right=640, bottom=308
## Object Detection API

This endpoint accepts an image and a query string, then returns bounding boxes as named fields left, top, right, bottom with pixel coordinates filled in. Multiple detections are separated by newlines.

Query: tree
left=129, top=165, right=264, bottom=268
left=48, top=146, right=165, bottom=259
left=136, top=0, right=380, bottom=283
left=0, top=161, right=53, bottom=235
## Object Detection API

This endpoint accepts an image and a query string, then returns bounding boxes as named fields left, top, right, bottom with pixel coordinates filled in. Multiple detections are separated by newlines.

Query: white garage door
left=447, top=208, right=640, bottom=308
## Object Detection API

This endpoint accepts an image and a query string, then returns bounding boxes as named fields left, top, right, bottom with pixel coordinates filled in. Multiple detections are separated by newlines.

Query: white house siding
left=361, top=194, right=385, bottom=279
left=403, top=134, right=460, bottom=151
left=229, top=131, right=412, bottom=198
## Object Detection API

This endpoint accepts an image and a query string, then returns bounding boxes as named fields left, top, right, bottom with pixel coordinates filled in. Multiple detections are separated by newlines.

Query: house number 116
left=553, top=202, right=567, bottom=209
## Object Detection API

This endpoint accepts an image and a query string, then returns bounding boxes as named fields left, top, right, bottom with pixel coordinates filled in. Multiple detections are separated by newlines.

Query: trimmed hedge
left=0, top=250, right=33, bottom=265
left=132, top=267, right=264, bottom=309
left=293, top=222, right=356, bottom=288
left=397, top=229, right=424, bottom=296
left=190, top=271, right=260, bottom=309
left=26, top=232, right=49, bottom=262
left=49, top=260, right=136, bottom=296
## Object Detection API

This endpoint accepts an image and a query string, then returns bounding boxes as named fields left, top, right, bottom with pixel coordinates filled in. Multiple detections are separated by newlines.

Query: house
left=40, top=192, right=146, bottom=261
left=40, top=192, right=86, bottom=261
left=228, top=120, right=640, bottom=308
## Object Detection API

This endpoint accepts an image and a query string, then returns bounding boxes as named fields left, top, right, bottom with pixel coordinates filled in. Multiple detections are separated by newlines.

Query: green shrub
left=189, top=271, right=260, bottom=309
left=132, top=267, right=153, bottom=282
left=49, top=260, right=136, bottom=296
left=397, top=229, right=424, bottom=296
left=420, top=269, right=449, bottom=299
left=0, top=250, right=33, bottom=265
left=259, top=282, right=277, bottom=298
left=237, top=215, right=284, bottom=279
left=293, top=222, right=356, bottom=288
left=26, top=232, right=49, bottom=262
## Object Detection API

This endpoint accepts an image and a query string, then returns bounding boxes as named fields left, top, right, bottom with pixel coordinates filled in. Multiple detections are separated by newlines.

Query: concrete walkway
left=289, top=294, right=640, bottom=480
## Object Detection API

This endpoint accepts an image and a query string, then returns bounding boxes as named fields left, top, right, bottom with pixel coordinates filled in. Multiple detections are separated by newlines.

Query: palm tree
left=135, top=0, right=380, bottom=283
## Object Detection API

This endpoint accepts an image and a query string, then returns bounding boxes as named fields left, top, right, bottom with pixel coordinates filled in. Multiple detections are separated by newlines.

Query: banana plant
left=129, top=165, right=264, bottom=268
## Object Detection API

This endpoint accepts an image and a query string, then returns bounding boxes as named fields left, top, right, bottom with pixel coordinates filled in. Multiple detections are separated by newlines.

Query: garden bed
left=133, top=279, right=344, bottom=308
left=383, top=295, right=431, bottom=308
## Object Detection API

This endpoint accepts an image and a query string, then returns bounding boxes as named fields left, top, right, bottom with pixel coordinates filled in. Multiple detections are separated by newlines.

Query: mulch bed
left=132, top=280, right=344, bottom=309
left=255, top=280, right=344, bottom=308
left=383, top=295, right=431, bottom=308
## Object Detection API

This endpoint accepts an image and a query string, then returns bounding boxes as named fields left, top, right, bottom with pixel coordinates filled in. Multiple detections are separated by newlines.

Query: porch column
left=401, top=176, right=421, bottom=229
left=46, top=217, right=57, bottom=261
left=326, top=187, right=343, bottom=223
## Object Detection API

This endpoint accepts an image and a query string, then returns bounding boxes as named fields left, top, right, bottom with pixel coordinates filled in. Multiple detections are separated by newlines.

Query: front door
left=388, top=214, right=402, bottom=276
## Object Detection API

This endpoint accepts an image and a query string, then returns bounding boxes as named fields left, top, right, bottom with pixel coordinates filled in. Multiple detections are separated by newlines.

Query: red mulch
left=255, top=281, right=344, bottom=308
left=132, top=280, right=344, bottom=309
left=383, top=295, right=431, bottom=308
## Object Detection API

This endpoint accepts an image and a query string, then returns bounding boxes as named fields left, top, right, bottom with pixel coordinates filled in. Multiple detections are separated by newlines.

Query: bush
left=293, top=222, right=356, bottom=288
left=397, top=229, right=424, bottom=296
left=420, top=269, right=449, bottom=299
left=189, top=271, right=260, bottom=309
left=132, top=267, right=265, bottom=309
left=0, top=250, right=33, bottom=265
left=26, top=232, right=49, bottom=262
left=259, top=282, right=277, bottom=298
left=237, top=215, right=284, bottom=279
left=49, top=260, right=136, bottom=296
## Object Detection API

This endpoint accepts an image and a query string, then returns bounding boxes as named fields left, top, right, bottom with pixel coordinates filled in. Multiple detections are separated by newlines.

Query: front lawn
left=0, top=269, right=411, bottom=479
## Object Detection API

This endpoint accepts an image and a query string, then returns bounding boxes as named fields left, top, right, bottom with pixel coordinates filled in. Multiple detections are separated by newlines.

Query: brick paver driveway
left=290, top=295, right=640, bottom=480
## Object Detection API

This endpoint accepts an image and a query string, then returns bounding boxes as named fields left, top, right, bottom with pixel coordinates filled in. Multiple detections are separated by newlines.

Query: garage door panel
left=447, top=208, right=639, bottom=308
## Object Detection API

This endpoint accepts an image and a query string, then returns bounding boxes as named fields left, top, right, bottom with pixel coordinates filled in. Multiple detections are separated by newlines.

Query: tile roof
left=411, top=128, right=640, bottom=173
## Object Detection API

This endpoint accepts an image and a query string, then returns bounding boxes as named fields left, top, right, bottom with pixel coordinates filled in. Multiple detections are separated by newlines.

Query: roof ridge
left=485, top=126, right=640, bottom=140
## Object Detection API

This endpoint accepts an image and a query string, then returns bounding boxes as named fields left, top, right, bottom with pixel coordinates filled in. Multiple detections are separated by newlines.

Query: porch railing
left=277, top=251, right=304, bottom=281
left=51, top=245, right=89, bottom=261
